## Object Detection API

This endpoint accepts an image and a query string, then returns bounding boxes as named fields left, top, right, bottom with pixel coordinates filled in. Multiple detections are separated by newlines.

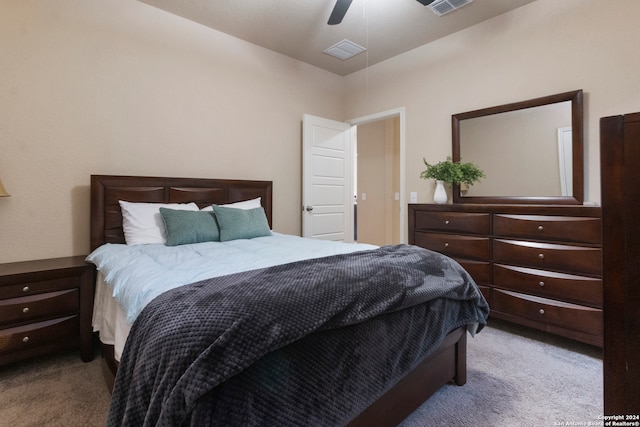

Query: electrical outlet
left=410, top=192, right=418, bottom=203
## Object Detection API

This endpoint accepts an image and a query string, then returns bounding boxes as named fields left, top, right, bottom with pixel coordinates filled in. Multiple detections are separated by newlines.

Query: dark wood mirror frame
left=452, top=89, right=584, bottom=205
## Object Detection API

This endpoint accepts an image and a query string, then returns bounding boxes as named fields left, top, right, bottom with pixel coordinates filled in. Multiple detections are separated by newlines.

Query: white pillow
left=200, top=197, right=261, bottom=212
left=119, top=201, right=199, bottom=245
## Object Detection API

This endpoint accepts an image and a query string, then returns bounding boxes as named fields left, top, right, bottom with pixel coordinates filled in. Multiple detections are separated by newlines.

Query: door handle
left=305, top=205, right=314, bottom=212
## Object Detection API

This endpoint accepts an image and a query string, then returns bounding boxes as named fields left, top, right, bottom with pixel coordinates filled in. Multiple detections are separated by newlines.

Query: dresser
left=409, top=204, right=603, bottom=347
left=0, top=256, right=94, bottom=366
left=600, top=112, right=640, bottom=414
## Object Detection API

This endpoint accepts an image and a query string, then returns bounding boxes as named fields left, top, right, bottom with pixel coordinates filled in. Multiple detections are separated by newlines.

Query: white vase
left=433, top=180, right=448, bottom=204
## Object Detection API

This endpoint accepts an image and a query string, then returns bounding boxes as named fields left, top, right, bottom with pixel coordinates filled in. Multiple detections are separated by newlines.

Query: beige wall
left=0, top=0, right=343, bottom=262
left=3, top=0, right=640, bottom=262
left=344, top=0, right=640, bottom=218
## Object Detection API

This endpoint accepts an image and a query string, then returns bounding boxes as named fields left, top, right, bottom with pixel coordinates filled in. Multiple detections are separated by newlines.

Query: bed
left=89, top=174, right=489, bottom=427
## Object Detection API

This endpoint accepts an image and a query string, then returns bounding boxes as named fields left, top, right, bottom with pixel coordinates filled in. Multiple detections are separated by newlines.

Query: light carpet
left=400, top=319, right=603, bottom=427
left=0, top=319, right=602, bottom=426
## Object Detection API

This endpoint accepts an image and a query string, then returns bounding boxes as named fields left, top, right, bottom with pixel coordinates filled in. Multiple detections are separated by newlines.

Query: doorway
left=348, top=107, right=405, bottom=246
left=353, top=117, right=401, bottom=245
left=301, top=108, right=406, bottom=244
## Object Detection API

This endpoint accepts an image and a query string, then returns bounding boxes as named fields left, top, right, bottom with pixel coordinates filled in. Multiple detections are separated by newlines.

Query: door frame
left=347, top=107, right=406, bottom=243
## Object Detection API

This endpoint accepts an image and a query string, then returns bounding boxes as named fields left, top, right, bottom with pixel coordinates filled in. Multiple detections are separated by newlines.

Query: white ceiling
left=138, top=0, right=537, bottom=76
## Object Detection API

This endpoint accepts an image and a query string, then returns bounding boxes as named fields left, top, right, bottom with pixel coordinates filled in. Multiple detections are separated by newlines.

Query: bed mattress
left=90, top=233, right=377, bottom=360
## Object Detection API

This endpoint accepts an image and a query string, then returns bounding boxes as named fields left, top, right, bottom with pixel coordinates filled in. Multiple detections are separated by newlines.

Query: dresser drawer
left=456, top=259, right=491, bottom=285
left=493, top=264, right=602, bottom=307
left=415, top=212, right=490, bottom=234
left=492, top=289, right=602, bottom=336
left=415, top=232, right=490, bottom=261
left=0, top=316, right=79, bottom=355
left=493, top=215, right=601, bottom=244
left=0, top=276, right=80, bottom=299
left=0, top=289, right=79, bottom=326
left=493, top=239, right=602, bottom=276
left=478, top=285, right=491, bottom=306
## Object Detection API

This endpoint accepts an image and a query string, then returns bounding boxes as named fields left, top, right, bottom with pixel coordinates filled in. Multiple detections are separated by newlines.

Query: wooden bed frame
left=89, top=174, right=467, bottom=427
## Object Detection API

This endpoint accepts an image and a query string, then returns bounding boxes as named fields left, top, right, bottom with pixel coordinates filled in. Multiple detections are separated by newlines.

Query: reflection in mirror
left=452, top=90, right=583, bottom=205
left=461, top=101, right=572, bottom=197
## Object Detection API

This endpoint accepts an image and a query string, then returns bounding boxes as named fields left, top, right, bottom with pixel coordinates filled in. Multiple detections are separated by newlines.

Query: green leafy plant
left=420, top=156, right=485, bottom=186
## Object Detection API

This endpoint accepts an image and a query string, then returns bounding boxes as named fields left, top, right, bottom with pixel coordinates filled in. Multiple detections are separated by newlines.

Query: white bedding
left=89, top=233, right=377, bottom=360
left=92, top=272, right=132, bottom=361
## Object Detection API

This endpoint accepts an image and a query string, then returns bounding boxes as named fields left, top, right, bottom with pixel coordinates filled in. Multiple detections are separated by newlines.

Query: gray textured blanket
left=107, top=244, right=489, bottom=426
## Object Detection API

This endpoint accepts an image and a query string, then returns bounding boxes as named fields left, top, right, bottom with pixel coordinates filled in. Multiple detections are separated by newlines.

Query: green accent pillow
left=159, top=208, right=220, bottom=246
left=212, top=205, right=272, bottom=242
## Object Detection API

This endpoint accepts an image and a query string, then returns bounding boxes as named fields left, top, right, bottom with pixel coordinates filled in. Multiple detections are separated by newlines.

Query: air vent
left=323, top=39, right=367, bottom=60
left=427, top=0, right=473, bottom=16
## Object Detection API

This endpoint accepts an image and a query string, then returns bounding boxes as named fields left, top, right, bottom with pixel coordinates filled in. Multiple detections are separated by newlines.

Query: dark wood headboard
left=90, top=175, right=273, bottom=250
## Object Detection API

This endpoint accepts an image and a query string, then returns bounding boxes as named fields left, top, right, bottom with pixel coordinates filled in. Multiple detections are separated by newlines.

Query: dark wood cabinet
left=409, top=204, right=603, bottom=347
left=0, top=256, right=94, bottom=366
left=600, top=112, right=640, bottom=415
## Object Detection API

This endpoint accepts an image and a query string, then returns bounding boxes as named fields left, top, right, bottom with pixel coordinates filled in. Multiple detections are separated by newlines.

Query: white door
left=302, top=114, right=355, bottom=242
left=557, top=126, right=573, bottom=196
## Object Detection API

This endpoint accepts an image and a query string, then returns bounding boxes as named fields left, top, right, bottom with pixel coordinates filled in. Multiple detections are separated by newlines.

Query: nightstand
left=0, top=256, right=94, bottom=366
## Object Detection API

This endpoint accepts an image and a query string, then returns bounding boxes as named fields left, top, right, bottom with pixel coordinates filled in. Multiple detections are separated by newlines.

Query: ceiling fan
left=327, top=0, right=353, bottom=25
left=327, top=0, right=450, bottom=25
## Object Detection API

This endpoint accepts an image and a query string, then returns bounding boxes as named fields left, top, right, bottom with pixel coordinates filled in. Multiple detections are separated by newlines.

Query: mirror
left=452, top=89, right=583, bottom=204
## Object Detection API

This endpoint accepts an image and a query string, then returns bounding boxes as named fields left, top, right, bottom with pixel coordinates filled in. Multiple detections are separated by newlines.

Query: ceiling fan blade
left=328, top=0, right=353, bottom=25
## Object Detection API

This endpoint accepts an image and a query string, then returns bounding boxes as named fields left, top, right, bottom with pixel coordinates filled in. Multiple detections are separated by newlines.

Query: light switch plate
left=410, top=192, right=418, bottom=203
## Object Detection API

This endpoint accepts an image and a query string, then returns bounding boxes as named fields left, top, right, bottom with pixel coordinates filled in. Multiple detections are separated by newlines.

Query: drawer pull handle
left=22, top=286, right=30, bottom=292
left=444, top=242, right=449, bottom=247
left=539, top=281, right=545, bottom=287
left=22, top=307, right=30, bottom=314
left=445, top=220, right=450, bottom=225
left=22, top=336, right=30, bottom=343
left=539, top=309, right=545, bottom=315
left=538, top=253, right=545, bottom=259
left=538, top=225, right=544, bottom=231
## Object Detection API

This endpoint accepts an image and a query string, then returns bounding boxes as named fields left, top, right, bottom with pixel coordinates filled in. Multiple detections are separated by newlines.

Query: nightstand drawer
left=0, top=289, right=79, bottom=326
left=415, top=232, right=490, bottom=261
left=0, top=316, right=79, bottom=355
left=493, top=264, right=602, bottom=307
left=493, top=239, right=601, bottom=275
left=492, top=289, right=602, bottom=336
left=0, top=276, right=81, bottom=299
left=493, top=215, right=601, bottom=244
left=415, top=212, right=490, bottom=234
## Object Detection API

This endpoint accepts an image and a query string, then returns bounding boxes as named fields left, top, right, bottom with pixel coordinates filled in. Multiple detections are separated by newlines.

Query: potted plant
left=420, top=157, right=485, bottom=203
